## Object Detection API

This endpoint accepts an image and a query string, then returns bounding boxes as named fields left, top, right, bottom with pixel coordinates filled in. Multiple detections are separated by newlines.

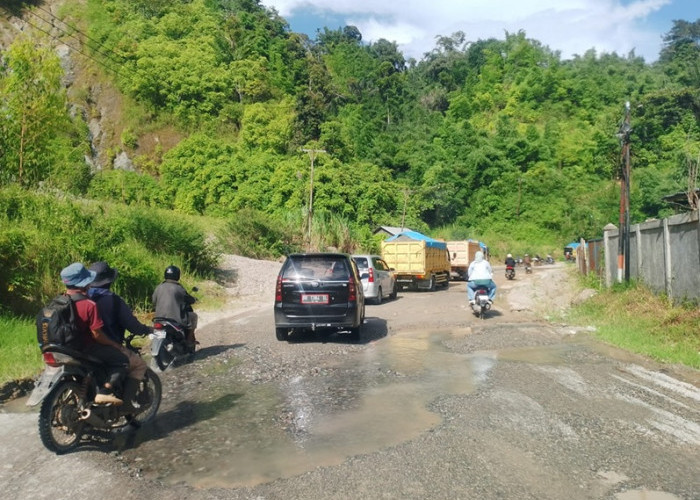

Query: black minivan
left=274, top=253, right=365, bottom=341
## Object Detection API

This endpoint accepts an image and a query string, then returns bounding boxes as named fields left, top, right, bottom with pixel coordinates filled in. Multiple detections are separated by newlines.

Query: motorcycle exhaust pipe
left=79, top=408, right=106, bottom=427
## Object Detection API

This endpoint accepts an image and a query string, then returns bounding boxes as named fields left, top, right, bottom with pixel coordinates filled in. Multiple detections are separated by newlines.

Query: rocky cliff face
left=0, top=0, right=182, bottom=175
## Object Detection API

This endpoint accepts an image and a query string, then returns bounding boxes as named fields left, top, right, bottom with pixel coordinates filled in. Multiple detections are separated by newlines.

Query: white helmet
left=507, top=253, right=512, bottom=258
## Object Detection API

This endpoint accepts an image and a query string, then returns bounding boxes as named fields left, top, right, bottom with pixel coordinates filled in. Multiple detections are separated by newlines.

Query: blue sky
left=260, top=0, right=699, bottom=62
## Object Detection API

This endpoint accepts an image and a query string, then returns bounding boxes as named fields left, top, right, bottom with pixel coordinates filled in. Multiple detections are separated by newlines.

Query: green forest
left=0, top=0, right=699, bottom=316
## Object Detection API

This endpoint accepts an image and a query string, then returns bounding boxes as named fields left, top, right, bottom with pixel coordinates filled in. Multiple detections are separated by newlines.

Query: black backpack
left=36, top=293, right=87, bottom=351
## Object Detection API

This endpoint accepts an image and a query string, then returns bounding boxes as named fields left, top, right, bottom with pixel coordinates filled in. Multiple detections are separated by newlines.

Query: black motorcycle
left=150, top=318, right=194, bottom=371
left=27, top=334, right=161, bottom=454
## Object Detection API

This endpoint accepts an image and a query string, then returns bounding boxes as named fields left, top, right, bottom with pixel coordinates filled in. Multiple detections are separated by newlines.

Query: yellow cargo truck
left=446, top=240, right=482, bottom=280
left=381, top=231, right=451, bottom=291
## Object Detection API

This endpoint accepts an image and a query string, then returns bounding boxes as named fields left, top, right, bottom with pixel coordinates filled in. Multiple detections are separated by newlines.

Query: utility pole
left=301, top=148, right=326, bottom=250
left=400, top=187, right=411, bottom=230
left=616, top=101, right=632, bottom=283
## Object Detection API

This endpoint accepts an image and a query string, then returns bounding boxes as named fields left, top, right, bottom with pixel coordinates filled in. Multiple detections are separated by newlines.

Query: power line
left=31, top=4, right=127, bottom=68
left=0, top=8, right=125, bottom=77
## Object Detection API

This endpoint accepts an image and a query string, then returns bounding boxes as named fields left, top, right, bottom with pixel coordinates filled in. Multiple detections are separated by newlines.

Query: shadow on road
left=109, top=392, right=244, bottom=452
left=191, top=343, right=246, bottom=362
left=286, top=317, right=388, bottom=345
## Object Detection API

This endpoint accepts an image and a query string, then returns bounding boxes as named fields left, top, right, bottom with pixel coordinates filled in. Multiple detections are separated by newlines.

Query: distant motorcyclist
left=467, top=251, right=496, bottom=304
left=152, top=265, right=198, bottom=350
left=505, top=254, right=516, bottom=267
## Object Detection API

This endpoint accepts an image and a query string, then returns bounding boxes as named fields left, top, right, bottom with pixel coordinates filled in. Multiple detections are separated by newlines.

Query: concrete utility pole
left=617, top=101, right=632, bottom=283
left=301, top=148, right=326, bottom=250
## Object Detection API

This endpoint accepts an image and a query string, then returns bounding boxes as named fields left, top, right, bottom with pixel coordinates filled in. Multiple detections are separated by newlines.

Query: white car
left=351, top=254, right=397, bottom=305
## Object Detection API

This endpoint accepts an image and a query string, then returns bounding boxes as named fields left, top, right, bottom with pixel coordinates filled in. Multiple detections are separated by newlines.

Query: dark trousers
left=84, top=344, right=129, bottom=391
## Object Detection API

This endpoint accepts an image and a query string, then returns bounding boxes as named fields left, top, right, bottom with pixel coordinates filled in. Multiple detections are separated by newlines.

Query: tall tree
left=0, top=38, right=68, bottom=187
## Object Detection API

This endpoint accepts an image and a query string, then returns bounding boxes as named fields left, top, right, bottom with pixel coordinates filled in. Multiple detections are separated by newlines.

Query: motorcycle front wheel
left=38, top=380, right=85, bottom=454
left=129, top=369, right=162, bottom=426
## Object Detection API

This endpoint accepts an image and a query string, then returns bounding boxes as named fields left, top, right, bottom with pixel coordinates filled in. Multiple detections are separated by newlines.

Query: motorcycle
left=27, top=334, right=161, bottom=454
left=470, top=283, right=492, bottom=319
left=525, top=263, right=532, bottom=274
left=505, top=265, right=516, bottom=280
left=150, top=318, right=194, bottom=371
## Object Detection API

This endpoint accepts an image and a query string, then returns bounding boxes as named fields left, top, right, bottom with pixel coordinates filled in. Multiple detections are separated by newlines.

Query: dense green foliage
left=0, top=2, right=699, bottom=318
left=0, top=186, right=217, bottom=316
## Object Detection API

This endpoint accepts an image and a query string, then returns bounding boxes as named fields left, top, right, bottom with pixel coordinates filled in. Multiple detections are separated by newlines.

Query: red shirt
left=66, top=290, right=104, bottom=347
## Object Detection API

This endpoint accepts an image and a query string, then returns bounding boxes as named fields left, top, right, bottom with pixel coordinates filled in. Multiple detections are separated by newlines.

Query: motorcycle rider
left=60, top=262, right=129, bottom=405
left=87, top=261, right=152, bottom=409
left=466, top=251, right=496, bottom=305
left=505, top=253, right=516, bottom=268
left=152, top=265, right=198, bottom=350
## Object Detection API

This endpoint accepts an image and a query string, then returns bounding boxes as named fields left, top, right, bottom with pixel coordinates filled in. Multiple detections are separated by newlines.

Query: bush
left=0, top=187, right=219, bottom=316
left=223, top=208, right=300, bottom=259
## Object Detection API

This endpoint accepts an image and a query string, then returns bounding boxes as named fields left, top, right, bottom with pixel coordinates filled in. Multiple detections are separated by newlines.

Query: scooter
left=505, top=265, right=515, bottom=280
left=27, top=334, right=161, bottom=454
left=150, top=318, right=194, bottom=371
left=470, top=284, right=492, bottom=319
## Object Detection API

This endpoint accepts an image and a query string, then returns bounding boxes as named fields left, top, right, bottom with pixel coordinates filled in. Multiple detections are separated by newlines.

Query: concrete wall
left=603, top=210, right=700, bottom=302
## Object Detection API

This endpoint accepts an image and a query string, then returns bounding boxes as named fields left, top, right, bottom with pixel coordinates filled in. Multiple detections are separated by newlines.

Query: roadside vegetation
left=0, top=316, right=42, bottom=385
left=566, top=278, right=700, bottom=369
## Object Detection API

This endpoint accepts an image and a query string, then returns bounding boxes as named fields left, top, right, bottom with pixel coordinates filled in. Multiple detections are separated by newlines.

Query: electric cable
left=11, top=14, right=125, bottom=76
left=0, top=5, right=126, bottom=76
left=31, top=4, right=127, bottom=67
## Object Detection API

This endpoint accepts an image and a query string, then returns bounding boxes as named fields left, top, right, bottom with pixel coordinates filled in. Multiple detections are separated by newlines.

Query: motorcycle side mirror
left=192, top=286, right=199, bottom=292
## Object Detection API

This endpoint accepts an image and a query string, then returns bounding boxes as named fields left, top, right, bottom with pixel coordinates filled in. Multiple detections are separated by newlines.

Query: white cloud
left=262, top=0, right=677, bottom=61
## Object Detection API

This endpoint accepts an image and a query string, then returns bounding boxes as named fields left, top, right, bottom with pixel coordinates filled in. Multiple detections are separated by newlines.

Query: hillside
left=0, top=1, right=698, bottom=249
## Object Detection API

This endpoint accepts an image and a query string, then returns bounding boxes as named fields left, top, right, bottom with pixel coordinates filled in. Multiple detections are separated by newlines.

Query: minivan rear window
left=283, top=256, right=350, bottom=280
left=352, top=257, right=369, bottom=269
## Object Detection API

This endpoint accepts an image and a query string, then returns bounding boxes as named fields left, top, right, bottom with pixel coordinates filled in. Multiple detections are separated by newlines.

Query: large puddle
left=124, top=328, right=496, bottom=488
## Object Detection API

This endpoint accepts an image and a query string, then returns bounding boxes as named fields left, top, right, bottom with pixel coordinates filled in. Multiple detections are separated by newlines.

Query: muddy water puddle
left=123, top=328, right=496, bottom=488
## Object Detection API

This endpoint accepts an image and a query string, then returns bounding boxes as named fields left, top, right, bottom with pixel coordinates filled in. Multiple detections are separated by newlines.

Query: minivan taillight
left=275, top=275, right=283, bottom=302
left=368, top=268, right=375, bottom=283
left=348, top=276, right=357, bottom=302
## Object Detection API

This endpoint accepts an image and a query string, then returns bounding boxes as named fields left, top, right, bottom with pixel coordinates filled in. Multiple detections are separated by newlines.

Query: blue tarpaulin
left=386, top=231, right=447, bottom=249
left=565, top=242, right=580, bottom=249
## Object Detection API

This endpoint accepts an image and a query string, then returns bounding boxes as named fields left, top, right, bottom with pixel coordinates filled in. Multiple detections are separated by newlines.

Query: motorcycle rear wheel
left=38, top=380, right=85, bottom=454
left=129, top=369, right=162, bottom=426
left=154, top=343, right=175, bottom=371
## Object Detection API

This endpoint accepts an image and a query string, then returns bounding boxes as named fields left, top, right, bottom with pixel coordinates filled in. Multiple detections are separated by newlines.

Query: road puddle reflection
left=126, top=328, right=495, bottom=488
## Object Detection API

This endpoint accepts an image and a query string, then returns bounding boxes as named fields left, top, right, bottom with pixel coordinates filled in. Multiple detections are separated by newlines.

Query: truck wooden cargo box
left=381, top=231, right=451, bottom=291
left=446, top=240, right=482, bottom=280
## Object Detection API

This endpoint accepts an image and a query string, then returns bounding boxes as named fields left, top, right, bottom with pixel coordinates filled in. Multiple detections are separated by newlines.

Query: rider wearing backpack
left=60, top=262, right=129, bottom=405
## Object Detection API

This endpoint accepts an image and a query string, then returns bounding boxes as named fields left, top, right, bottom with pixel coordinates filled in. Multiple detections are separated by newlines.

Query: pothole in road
left=120, top=328, right=496, bottom=488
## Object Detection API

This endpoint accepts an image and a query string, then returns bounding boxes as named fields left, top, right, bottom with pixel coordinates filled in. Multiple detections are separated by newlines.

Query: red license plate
left=301, top=294, right=329, bottom=304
